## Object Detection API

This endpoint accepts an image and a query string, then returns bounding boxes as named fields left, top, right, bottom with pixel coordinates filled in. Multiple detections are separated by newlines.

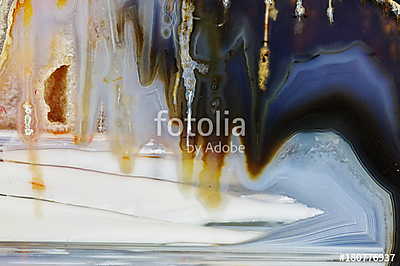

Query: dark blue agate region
left=122, top=0, right=400, bottom=261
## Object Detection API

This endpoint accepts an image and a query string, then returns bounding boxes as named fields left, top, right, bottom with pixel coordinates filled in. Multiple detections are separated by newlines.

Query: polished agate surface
left=0, top=0, right=398, bottom=265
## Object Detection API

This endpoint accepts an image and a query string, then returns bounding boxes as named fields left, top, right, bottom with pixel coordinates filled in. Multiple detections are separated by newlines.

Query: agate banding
left=0, top=0, right=398, bottom=261
left=0, top=0, right=399, bottom=223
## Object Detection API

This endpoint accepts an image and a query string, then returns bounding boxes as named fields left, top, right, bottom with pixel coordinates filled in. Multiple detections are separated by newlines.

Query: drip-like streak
left=258, top=0, right=275, bottom=91
left=106, top=0, right=136, bottom=174
left=327, top=0, right=334, bottom=24
left=178, top=0, right=208, bottom=148
left=74, top=0, right=95, bottom=145
left=295, top=0, right=306, bottom=20
left=22, top=0, right=33, bottom=27
left=14, top=0, right=45, bottom=194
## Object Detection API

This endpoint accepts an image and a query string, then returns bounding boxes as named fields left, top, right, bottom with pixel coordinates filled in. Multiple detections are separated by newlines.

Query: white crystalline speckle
left=278, top=133, right=346, bottom=163
left=239, top=194, right=323, bottom=222
left=178, top=0, right=208, bottom=147
left=242, top=194, right=296, bottom=204
left=138, top=139, right=171, bottom=156
left=222, top=0, right=231, bottom=9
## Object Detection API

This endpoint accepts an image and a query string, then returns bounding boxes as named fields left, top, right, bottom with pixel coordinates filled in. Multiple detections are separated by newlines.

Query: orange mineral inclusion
left=20, top=0, right=33, bottom=27
left=56, top=0, right=68, bottom=9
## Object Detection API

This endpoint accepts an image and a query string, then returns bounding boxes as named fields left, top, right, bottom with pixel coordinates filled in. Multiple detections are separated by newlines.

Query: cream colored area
left=0, top=196, right=261, bottom=244
left=0, top=147, right=322, bottom=226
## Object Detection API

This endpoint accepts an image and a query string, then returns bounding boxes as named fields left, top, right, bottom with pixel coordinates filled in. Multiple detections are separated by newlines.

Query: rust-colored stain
left=44, top=65, right=69, bottom=124
left=48, top=129, right=71, bottom=135
left=122, top=155, right=130, bottom=160
left=119, top=155, right=133, bottom=174
left=73, top=135, right=80, bottom=144
left=111, top=137, right=135, bottom=174
left=28, top=149, right=46, bottom=191
left=56, top=0, right=68, bottom=9
left=30, top=180, right=46, bottom=190
left=14, top=0, right=33, bottom=27
left=15, top=250, right=32, bottom=254
left=142, top=155, right=161, bottom=159
left=119, top=160, right=133, bottom=174
left=73, top=135, right=93, bottom=144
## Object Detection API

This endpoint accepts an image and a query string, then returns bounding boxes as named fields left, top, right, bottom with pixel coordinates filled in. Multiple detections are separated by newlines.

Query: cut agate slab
left=0, top=0, right=397, bottom=265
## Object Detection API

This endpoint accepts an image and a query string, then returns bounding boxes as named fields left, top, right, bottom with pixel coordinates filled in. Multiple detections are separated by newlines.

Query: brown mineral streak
left=176, top=0, right=227, bottom=208
left=21, top=0, right=33, bottom=27
left=76, top=0, right=95, bottom=145
left=119, top=153, right=133, bottom=174
left=12, top=1, right=46, bottom=193
left=28, top=146, right=45, bottom=217
left=29, top=155, right=45, bottom=191
left=44, top=65, right=69, bottom=124
left=258, top=0, right=276, bottom=91
left=198, top=148, right=224, bottom=208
